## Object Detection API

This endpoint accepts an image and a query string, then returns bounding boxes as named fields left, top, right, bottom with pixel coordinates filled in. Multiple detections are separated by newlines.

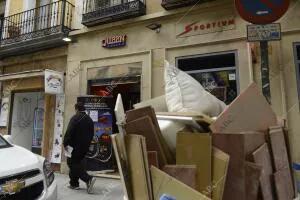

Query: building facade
left=0, top=0, right=75, bottom=171
left=62, top=0, right=300, bottom=173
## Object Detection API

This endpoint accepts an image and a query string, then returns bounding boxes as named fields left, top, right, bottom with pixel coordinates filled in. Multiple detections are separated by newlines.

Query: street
left=55, top=173, right=124, bottom=200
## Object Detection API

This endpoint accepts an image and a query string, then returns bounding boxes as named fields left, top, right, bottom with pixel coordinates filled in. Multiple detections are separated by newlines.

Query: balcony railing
left=82, top=0, right=146, bottom=27
left=161, top=0, right=214, bottom=10
left=0, top=0, right=74, bottom=58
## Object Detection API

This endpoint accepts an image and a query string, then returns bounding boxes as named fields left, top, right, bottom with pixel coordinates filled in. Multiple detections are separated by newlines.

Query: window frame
left=175, top=50, right=240, bottom=94
left=294, top=43, right=300, bottom=103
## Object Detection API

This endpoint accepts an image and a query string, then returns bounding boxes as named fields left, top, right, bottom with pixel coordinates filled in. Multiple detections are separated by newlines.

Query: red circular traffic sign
left=235, top=0, right=290, bottom=24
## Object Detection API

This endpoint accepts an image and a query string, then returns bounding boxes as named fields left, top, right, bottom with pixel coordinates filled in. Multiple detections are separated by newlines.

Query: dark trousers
left=67, top=157, right=91, bottom=187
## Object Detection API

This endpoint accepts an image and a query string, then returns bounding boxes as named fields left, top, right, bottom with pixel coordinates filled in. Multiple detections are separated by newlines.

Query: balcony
left=161, top=0, right=214, bottom=10
left=0, top=0, right=74, bottom=59
left=82, top=0, right=146, bottom=27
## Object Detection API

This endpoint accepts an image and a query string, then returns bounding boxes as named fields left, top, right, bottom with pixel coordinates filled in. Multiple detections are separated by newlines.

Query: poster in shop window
left=77, top=96, right=116, bottom=171
left=0, top=97, right=9, bottom=127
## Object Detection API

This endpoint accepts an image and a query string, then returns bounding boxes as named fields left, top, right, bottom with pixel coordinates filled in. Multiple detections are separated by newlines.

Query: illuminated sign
left=102, top=35, right=127, bottom=48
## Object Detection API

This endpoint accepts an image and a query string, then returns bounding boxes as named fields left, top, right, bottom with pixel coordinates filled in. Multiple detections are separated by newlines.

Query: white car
left=0, top=135, right=57, bottom=200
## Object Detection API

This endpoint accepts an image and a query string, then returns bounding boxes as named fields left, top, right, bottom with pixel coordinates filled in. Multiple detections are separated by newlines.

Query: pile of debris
left=112, top=61, right=296, bottom=200
left=112, top=82, right=296, bottom=200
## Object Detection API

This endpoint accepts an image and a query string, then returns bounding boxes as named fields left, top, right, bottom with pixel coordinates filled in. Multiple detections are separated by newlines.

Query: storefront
left=0, top=48, right=67, bottom=171
left=62, top=0, right=300, bottom=173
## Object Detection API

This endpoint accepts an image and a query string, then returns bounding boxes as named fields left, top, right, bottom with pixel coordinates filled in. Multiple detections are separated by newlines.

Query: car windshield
left=0, top=135, right=11, bottom=149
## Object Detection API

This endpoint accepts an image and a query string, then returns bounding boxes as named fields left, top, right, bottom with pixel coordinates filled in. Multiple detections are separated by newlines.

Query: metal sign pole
left=260, top=41, right=271, bottom=103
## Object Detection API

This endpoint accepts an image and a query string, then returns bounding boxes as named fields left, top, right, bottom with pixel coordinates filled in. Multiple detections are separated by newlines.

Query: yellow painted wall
left=8, top=0, right=23, bottom=15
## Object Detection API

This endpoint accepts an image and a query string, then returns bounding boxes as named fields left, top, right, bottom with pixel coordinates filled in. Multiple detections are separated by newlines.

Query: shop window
left=176, top=51, right=239, bottom=105
left=294, top=43, right=300, bottom=103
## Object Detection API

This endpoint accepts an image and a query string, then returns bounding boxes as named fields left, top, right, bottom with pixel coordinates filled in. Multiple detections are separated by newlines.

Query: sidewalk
left=55, top=173, right=124, bottom=200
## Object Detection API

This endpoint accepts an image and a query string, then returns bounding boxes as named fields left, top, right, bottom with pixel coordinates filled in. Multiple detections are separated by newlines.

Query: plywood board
left=210, top=83, right=277, bottom=133
left=125, top=135, right=151, bottom=200
left=212, top=132, right=265, bottom=200
left=212, top=147, right=230, bottom=200
left=126, top=106, right=174, bottom=164
left=156, top=112, right=214, bottom=124
left=274, top=167, right=294, bottom=200
left=163, top=165, right=197, bottom=189
left=269, top=129, right=290, bottom=171
left=148, top=151, right=159, bottom=168
left=150, top=167, right=210, bottom=200
left=111, top=134, right=131, bottom=199
left=245, top=162, right=262, bottom=200
left=125, top=116, right=167, bottom=168
left=252, top=143, right=275, bottom=200
left=176, top=132, right=211, bottom=196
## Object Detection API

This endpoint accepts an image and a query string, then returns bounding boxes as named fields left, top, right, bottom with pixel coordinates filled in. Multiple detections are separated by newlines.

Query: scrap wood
left=163, top=165, right=197, bottom=189
left=150, top=166, right=211, bottom=200
left=274, top=167, right=294, bottom=200
left=252, top=143, right=275, bottom=200
left=176, top=132, right=212, bottom=197
left=212, top=147, right=230, bottom=200
left=126, top=106, right=174, bottom=164
left=212, top=132, right=265, bottom=200
left=245, top=162, right=263, bottom=200
left=125, top=135, right=152, bottom=200
left=209, top=83, right=277, bottom=133
left=148, top=151, right=159, bottom=168
left=111, top=134, right=132, bottom=200
left=125, top=116, right=167, bottom=168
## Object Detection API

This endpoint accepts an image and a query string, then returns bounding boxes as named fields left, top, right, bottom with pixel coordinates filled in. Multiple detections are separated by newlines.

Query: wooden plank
left=212, top=132, right=265, bottom=200
left=125, top=135, right=151, bottom=200
left=252, top=143, right=275, bottom=200
left=111, top=134, right=132, bottom=199
left=126, top=106, right=174, bottom=164
left=210, top=83, right=277, bottom=133
left=141, top=137, right=153, bottom=200
left=163, top=165, right=197, bottom=189
left=125, top=116, right=167, bottom=168
left=150, top=166, right=210, bottom=200
left=212, top=147, right=230, bottom=200
left=269, top=129, right=290, bottom=171
left=148, top=151, right=159, bottom=168
left=93, top=173, right=121, bottom=180
left=245, top=162, right=262, bottom=200
left=274, top=167, right=294, bottom=200
left=156, top=112, right=214, bottom=125
left=176, top=132, right=211, bottom=197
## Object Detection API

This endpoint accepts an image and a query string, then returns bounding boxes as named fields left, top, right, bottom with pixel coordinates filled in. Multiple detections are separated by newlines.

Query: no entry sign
left=235, top=0, right=290, bottom=24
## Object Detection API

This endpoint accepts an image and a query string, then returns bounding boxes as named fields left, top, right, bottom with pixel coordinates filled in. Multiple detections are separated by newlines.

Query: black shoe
left=87, top=177, right=96, bottom=194
left=67, top=185, right=80, bottom=190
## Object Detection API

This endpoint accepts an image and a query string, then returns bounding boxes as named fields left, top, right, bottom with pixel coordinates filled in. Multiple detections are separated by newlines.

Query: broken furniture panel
left=163, top=165, right=197, bottom=189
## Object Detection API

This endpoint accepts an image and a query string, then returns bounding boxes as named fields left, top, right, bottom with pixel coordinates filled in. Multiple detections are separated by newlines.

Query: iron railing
left=82, top=0, right=146, bottom=26
left=161, top=0, right=214, bottom=10
left=0, top=0, right=74, bottom=45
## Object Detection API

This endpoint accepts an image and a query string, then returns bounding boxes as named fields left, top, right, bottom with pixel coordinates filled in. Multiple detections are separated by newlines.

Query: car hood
left=0, top=145, right=42, bottom=177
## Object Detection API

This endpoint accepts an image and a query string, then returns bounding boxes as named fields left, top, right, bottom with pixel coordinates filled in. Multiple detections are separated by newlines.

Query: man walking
left=63, top=102, right=96, bottom=194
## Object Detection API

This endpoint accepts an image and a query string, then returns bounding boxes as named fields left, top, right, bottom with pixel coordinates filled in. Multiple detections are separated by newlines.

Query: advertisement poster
left=45, top=70, right=64, bottom=94
left=0, top=97, right=9, bottom=127
left=50, top=94, right=65, bottom=164
left=77, top=96, right=116, bottom=171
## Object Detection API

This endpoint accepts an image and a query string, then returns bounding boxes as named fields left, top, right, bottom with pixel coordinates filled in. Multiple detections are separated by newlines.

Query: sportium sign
left=176, top=16, right=236, bottom=38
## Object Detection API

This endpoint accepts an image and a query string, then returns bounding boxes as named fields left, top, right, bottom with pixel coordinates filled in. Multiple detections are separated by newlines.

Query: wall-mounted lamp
left=146, top=23, right=162, bottom=33
left=62, top=37, right=72, bottom=42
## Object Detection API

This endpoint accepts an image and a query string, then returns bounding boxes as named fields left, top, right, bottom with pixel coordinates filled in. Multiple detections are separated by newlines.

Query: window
left=176, top=51, right=239, bottom=105
left=0, top=0, right=5, bottom=16
left=294, top=43, right=300, bottom=102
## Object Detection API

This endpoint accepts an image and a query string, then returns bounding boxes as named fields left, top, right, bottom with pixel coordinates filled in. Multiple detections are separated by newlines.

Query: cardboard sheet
left=176, top=132, right=212, bottom=196
left=274, top=167, right=294, bottom=200
left=212, top=147, right=230, bottom=200
left=210, top=83, right=277, bottom=133
left=150, top=167, right=210, bottom=200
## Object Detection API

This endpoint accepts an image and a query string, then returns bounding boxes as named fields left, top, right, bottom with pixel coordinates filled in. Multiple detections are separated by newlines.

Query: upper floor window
left=0, top=0, right=5, bottom=16
left=295, top=43, right=300, bottom=102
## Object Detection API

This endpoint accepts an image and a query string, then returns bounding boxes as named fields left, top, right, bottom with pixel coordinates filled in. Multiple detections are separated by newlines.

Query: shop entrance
left=176, top=51, right=239, bottom=105
left=9, top=91, right=45, bottom=155
left=88, top=76, right=141, bottom=112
